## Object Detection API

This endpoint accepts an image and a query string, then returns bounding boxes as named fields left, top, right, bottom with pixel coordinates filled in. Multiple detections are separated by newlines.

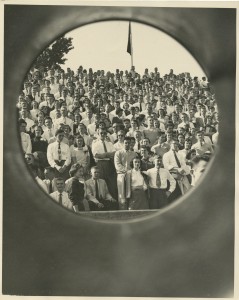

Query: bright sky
left=63, top=21, right=205, bottom=77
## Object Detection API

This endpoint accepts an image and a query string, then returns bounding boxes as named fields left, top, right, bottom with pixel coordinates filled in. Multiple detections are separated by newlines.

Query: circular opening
left=17, top=20, right=219, bottom=221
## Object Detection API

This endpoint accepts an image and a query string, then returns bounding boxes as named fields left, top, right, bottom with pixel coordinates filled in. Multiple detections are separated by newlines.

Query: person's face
left=60, top=107, right=67, bottom=117
left=56, top=132, right=64, bottom=142
left=78, top=124, right=85, bottom=133
left=148, top=118, right=154, bottom=127
left=117, top=131, right=125, bottom=142
left=44, top=169, right=55, bottom=180
left=20, top=123, right=27, bottom=132
left=133, top=158, right=141, bottom=170
left=25, top=154, right=34, bottom=164
left=196, top=133, right=203, bottom=141
left=76, top=136, right=84, bottom=147
left=184, top=140, right=191, bottom=150
left=142, top=139, right=149, bottom=146
left=99, top=130, right=106, bottom=140
left=193, top=160, right=208, bottom=184
left=124, top=120, right=130, bottom=129
left=131, top=121, right=137, bottom=129
left=178, top=135, right=185, bottom=144
left=140, top=148, right=148, bottom=158
left=123, top=139, right=130, bottom=150
left=75, top=167, right=84, bottom=178
left=64, top=125, right=70, bottom=134
left=171, top=141, right=179, bottom=151
left=35, top=127, right=42, bottom=137
left=154, top=158, right=162, bottom=168
left=91, top=168, right=100, bottom=179
left=87, top=111, right=93, bottom=119
left=21, top=110, right=28, bottom=118
left=56, top=179, right=65, bottom=193
left=45, top=119, right=52, bottom=128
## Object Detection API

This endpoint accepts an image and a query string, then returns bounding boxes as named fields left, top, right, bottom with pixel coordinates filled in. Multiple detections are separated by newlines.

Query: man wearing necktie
left=163, top=140, right=191, bottom=203
left=85, top=166, right=117, bottom=211
left=144, top=156, right=176, bottom=209
left=114, top=137, right=138, bottom=209
left=47, top=129, right=71, bottom=181
left=91, top=128, right=118, bottom=201
left=50, top=178, right=73, bottom=210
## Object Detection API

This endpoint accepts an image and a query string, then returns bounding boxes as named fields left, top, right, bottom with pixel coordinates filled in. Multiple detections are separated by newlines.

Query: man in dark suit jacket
left=85, top=166, right=118, bottom=211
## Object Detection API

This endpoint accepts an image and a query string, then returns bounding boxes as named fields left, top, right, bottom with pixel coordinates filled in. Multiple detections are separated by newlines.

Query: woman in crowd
left=66, top=163, right=86, bottom=212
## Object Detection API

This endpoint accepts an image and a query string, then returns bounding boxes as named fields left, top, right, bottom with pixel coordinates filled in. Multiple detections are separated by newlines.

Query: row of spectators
left=18, top=65, right=218, bottom=211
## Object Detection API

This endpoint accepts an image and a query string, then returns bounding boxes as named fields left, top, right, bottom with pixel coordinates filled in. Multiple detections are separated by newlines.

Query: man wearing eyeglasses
left=91, top=128, right=118, bottom=201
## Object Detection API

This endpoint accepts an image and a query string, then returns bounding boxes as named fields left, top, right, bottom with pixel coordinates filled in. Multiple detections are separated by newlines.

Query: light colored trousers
left=117, top=173, right=127, bottom=210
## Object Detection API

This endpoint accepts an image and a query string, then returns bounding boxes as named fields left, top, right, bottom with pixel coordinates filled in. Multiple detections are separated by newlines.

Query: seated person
left=85, top=166, right=117, bottom=211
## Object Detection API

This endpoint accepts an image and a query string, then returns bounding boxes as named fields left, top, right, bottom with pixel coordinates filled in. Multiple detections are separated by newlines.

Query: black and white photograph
left=2, top=2, right=237, bottom=298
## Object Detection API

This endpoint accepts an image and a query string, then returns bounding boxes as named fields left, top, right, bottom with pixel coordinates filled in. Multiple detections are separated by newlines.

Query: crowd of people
left=18, top=65, right=219, bottom=212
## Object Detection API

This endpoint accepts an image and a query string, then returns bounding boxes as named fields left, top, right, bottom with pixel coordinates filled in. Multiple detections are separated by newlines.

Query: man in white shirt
left=19, top=109, right=35, bottom=131
left=50, top=177, right=73, bottom=210
left=47, top=129, right=71, bottom=180
left=144, top=155, right=176, bottom=209
left=85, top=166, right=117, bottom=211
left=114, top=137, right=137, bottom=209
left=42, top=117, right=55, bottom=142
left=192, top=130, right=214, bottom=155
left=163, top=140, right=191, bottom=202
left=91, top=128, right=117, bottom=200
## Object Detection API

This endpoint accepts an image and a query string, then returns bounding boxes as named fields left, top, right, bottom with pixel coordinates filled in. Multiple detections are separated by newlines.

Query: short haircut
left=69, top=163, right=84, bottom=177
left=191, top=154, right=210, bottom=166
left=55, top=129, right=64, bottom=136
left=124, top=136, right=131, bottom=142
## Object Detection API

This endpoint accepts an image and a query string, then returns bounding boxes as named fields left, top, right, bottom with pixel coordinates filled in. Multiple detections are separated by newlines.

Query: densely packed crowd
left=18, top=65, right=219, bottom=212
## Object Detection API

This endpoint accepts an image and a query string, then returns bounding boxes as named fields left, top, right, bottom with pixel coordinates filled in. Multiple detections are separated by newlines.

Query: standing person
left=19, top=119, right=32, bottom=154
left=50, top=177, right=73, bottom=211
left=47, top=129, right=71, bottom=180
left=192, top=130, right=214, bottom=155
left=67, top=164, right=85, bottom=212
left=163, top=140, right=191, bottom=202
left=113, top=129, right=125, bottom=151
left=144, top=155, right=176, bottom=209
left=91, top=128, right=117, bottom=200
left=114, top=137, right=137, bottom=210
left=125, top=157, right=149, bottom=210
left=85, top=166, right=117, bottom=211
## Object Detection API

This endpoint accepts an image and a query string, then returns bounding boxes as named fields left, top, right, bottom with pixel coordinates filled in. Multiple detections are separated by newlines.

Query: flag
left=127, top=22, right=132, bottom=55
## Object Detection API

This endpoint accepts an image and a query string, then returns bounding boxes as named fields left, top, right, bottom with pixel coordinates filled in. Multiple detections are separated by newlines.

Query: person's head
left=44, top=116, right=53, bottom=128
left=123, top=136, right=131, bottom=150
left=123, top=119, right=131, bottom=130
left=158, top=134, right=166, bottom=144
left=78, top=123, right=87, bottom=134
left=185, top=138, right=192, bottom=150
left=44, top=167, right=55, bottom=181
left=55, top=178, right=65, bottom=193
left=25, top=153, right=35, bottom=165
left=134, top=130, right=142, bottom=141
left=196, top=130, right=204, bottom=142
left=132, top=157, right=141, bottom=171
left=19, top=119, right=27, bottom=132
left=181, top=113, right=189, bottom=122
left=154, top=155, right=163, bottom=169
left=147, top=117, right=154, bottom=128
left=98, top=128, right=107, bottom=141
left=91, top=166, right=100, bottom=180
left=129, top=137, right=136, bottom=150
left=34, top=125, right=43, bottom=137
left=64, top=124, right=71, bottom=135
left=178, top=134, right=185, bottom=145
left=69, top=163, right=84, bottom=178
left=171, top=140, right=179, bottom=152
left=60, top=106, right=67, bottom=117
left=75, top=134, right=85, bottom=148
left=142, top=138, right=150, bottom=147
left=117, top=130, right=125, bottom=142
left=55, top=129, right=65, bottom=142
left=140, top=146, right=149, bottom=158
left=130, top=119, right=138, bottom=130
left=191, top=155, right=210, bottom=184
left=112, top=122, right=119, bottom=133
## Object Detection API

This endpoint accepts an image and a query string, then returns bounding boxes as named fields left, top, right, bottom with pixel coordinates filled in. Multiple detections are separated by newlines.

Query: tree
left=32, top=36, right=74, bottom=71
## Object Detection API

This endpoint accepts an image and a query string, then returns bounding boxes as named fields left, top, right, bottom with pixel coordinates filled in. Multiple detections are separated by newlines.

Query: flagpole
left=130, top=22, right=133, bottom=68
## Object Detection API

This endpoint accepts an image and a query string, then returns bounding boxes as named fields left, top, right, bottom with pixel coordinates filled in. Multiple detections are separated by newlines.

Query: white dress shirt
left=131, top=169, right=145, bottom=187
left=163, top=150, right=189, bottom=175
left=92, top=139, right=115, bottom=161
left=50, top=191, right=73, bottom=210
left=47, top=141, right=71, bottom=168
left=144, top=167, right=176, bottom=193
